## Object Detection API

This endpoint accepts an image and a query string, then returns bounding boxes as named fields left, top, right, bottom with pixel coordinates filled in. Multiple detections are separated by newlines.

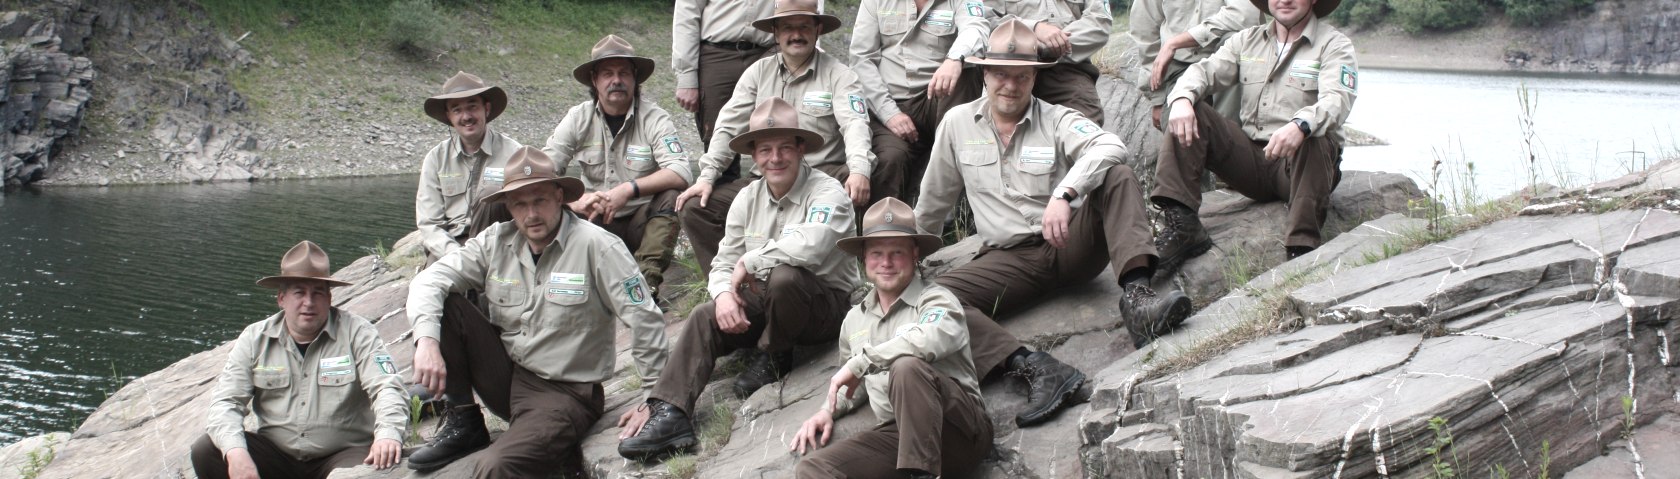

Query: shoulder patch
left=964, top=1, right=985, bottom=16
left=848, top=93, right=867, bottom=115
left=1339, top=65, right=1358, bottom=93
left=806, top=203, right=836, bottom=224
left=621, top=276, right=647, bottom=305
left=661, top=135, right=685, bottom=154
left=374, top=354, right=396, bottom=375
left=918, top=307, right=947, bottom=324
left=1070, top=120, right=1102, bottom=138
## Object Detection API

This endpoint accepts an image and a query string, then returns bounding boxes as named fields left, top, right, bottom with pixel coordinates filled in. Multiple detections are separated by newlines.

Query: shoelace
left=635, top=405, right=676, bottom=438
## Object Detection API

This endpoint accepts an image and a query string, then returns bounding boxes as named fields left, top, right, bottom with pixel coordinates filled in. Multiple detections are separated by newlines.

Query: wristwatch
left=1291, top=118, right=1313, bottom=137
left=1054, top=188, right=1077, bottom=202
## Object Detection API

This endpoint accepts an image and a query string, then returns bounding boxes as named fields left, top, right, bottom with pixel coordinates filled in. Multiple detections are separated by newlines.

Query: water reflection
left=0, top=175, right=417, bottom=445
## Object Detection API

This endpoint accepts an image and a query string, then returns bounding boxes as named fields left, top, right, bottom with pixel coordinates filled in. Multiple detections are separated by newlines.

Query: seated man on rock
left=790, top=197, right=992, bottom=479
left=405, top=146, right=669, bottom=477
left=617, top=98, right=861, bottom=460
left=192, top=241, right=407, bottom=479
left=914, top=19, right=1193, bottom=425
left=1152, top=0, right=1358, bottom=272
left=544, top=34, right=693, bottom=301
left=416, top=71, right=521, bottom=263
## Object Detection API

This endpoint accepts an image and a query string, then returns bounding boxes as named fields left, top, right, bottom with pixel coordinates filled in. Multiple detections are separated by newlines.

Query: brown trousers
left=936, top=165, right=1157, bottom=374
left=1151, top=102, right=1342, bottom=248
left=869, top=68, right=985, bottom=201
left=679, top=176, right=754, bottom=278
left=593, top=189, right=682, bottom=289
left=190, top=432, right=366, bottom=479
left=1034, top=61, right=1105, bottom=126
left=649, top=265, right=849, bottom=414
left=438, top=295, right=606, bottom=478
left=697, top=42, right=775, bottom=151
left=793, top=357, right=993, bottom=478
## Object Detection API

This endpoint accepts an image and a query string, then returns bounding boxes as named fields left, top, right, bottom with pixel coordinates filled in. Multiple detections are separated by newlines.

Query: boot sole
left=1155, top=237, right=1213, bottom=280
left=618, top=431, right=698, bottom=460
left=407, top=439, right=490, bottom=472
left=1015, top=369, right=1087, bottom=427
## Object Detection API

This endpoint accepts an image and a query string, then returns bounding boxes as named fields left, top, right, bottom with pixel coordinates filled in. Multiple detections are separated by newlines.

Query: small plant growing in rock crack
left=1425, top=416, right=1460, bottom=479
left=16, top=434, right=61, bottom=479
left=1621, top=395, right=1636, bottom=439
left=405, top=394, right=425, bottom=446
left=664, top=453, right=698, bottom=478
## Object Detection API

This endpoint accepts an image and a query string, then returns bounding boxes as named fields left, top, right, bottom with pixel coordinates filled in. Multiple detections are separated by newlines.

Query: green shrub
left=1330, top=0, right=1392, bottom=29
left=386, top=0, right=455, bottom=55
left=1388, top=0, right=1484, bottom=32
left=1501, top=0, right=1593, bottom=26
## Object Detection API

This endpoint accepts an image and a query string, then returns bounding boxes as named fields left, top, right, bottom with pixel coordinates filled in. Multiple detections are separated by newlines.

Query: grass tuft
left=664, top=454, right=698, bottom=478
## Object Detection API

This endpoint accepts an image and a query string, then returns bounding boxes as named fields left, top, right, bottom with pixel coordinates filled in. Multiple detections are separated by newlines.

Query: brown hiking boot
left=1123, top=283, right=1193, bottom=348
left=1154, top=202, right=1212, bottom=279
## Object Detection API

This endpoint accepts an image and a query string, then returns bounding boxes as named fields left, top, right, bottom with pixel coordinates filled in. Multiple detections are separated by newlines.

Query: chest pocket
left=318, top=367, right=355, bottom=387
left=253, top=370, right=290, bottom=390
left=1284, top=75, right=1319, bottom=103
left=575, top=150, right=609, bottom=185
left=1013, top=146, right=1059, bottom=196
left=438, top=174, right=469, bottom=197
left=798, top=90, right=835, bottom=118
left=957, top=149, right=1000, bottom=192
left=486, top=277, right=529, bottom=308
left=878, top=9, right=913, bottom=36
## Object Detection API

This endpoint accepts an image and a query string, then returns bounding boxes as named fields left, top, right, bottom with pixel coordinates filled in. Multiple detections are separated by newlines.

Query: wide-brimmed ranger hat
left=965, top=17, right=1055, bottom=68
left=728, top=97, right=826, bottom=156
left=257, top=240, right=353, bottom=289
left=424, top=71, right=508, bottom=127
left=750, top=0, right=842, bottom=35
left=1249, top=0, right=1341, bottom=18
left=480, top=146, right=586, bottom=205
left=837, top=197, right=943, bottom=259
left=573, top=34, right=657, bottom=88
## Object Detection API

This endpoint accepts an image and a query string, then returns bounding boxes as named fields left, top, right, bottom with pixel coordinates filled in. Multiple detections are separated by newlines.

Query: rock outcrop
left=0, top=4, right=96, bottom=187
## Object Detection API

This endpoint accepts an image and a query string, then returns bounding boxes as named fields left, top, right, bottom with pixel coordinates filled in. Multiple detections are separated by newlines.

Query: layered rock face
left=1085, top=162, right=1680, bottom=478
left=0, top=5, right=96, bottom=187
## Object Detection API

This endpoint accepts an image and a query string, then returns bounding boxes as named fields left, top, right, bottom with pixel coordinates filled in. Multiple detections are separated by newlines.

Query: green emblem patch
left=848, top=94, right=866, bottom=115
left=374, top=354, right=396, bottom=375
left=807, top=204, right=836, bottom=224
left=622, top=276, right=647, bottom=305
left=919, top=307, right=947, bottom=324
left=1339, top=65, right=1358, bottom=93
left=1071, top=120, right=1101, bottom=137
left=965, top=1, right=984, bottom=16
left=662, top=135, right=684, bottom=154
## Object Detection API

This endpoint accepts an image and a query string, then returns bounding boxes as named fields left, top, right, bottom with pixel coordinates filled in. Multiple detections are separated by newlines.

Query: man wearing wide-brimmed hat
left=192, top=241, right=408, bottom=479
left=405, top=146, right=669, bottom=476
left=618, top=98, right=860, bottom=460
left=678, top=0, right=896, bottom=278
left=1130, top=0, right=1262, bottom=129
left=672, top=0, right=776, bottom=151
left=1152, top=0, right=1357, bottom=271
left=987, top=0, right=1114, bottom=125
left=788, top=197, right=992, bottom=479
left=916, top=18, right=1195, bottom=427
left=849, top=0, right=992, bottom=198
left=416, top=71, right=522, bottom=262
left=543, top=34, right=693, bottom=301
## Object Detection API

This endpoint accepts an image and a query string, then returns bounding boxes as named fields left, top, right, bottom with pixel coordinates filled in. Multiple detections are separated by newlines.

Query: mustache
left=606, top=83, right=629, bottom=93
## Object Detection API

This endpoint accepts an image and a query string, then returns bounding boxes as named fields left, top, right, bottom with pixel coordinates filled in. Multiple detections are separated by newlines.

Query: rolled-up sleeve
left=407, top=229, right=492, bottom=342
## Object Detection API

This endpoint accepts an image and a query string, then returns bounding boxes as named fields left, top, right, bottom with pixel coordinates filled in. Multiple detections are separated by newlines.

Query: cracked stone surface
left=1085, top=205, right=1680, bottom=478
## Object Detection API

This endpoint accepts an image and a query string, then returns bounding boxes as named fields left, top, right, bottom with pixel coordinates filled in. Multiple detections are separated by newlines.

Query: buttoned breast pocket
left=1284, top=75, right=1319, bottom=104
left=957, top=149, right=1000, bottom=192
left=438, top=173, right=469, bottom=198
left=624, top=145, right=658, bottom=173
left=576, top=150, right=610, bottom=185
left=1014, top=146, right=1058, bottom=195
left=485, top=276, right=529, bottom=308
left=253, top=369, right=290, bottom=390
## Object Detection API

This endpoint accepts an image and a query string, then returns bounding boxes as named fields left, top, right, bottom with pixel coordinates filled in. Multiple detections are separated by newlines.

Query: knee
left=888, top=356, right=936, bottom=387
left=766, top=265, right=806, bottom=296
left=189, top=434, right=225, bottom=476
left=649, top=189, right=680, bottom=216
left=794, top=454, right=841, bottom=479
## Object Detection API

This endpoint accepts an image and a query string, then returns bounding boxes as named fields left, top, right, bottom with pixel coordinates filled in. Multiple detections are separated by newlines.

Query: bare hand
left=598, top=184, right=635, bottom=224
left=569, top=192, right=602, bottom=218
left=928, top=59, right=963, bottom=98
left=1167, top=98, right=1199, bottom=148
left=616, top=402, right=652, bottom=439
left=1264, top=123, right=1306, bottom=162
left=1034, top=22, right=1072, bottom=58
left=363, top=438, right=402, bottom=470
left=413, top=337, right=447, bottom=398
left=1149, top=44, right=1177, bottom=91
left=1151, top=105, right=1164, bottom=131
left=791, top=409, right=835, bottom=455
left=885, top=114, right=918, bottom=143
left=676, top=88, right=701, bottom=112
left=713, top=291, right=750, bottom=334
left=844, top=173, right=871, bottom=207
left=676, top=181, right=714, bottom=212
left=226, top=448, right=260, bottom=479
left=1042, top=195, right=1073, bottom=248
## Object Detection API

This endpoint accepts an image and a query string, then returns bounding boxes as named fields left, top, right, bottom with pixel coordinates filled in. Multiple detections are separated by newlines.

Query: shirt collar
left=450, top=127, right=502, bottom=160
left=759, top=164, right=815, bottom=205
left=591, top=99, right=641, bottom=123
left=260, top=308, right=340, bottom=342
left=1265, top=14, right=1326, bottom=45
left=776, top=52, right=822, bottom=79
left=863, top=273, right=928, bottom=317
left=971, top=95, right=1043, bottom=130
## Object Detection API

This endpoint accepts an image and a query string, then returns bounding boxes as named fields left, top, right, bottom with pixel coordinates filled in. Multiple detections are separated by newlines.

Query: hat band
left=862, top=223, right=917, bottom=237
left=981, top=52, right=1041, bottom=61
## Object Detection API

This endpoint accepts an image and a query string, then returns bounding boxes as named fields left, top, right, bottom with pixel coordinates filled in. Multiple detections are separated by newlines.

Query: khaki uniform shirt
left=416, top=130, right=523, bottom=258
left=1168, top=15, right=1358, bottom=146
left=992, top=0, right=1112, bottom=64
left=915, top=97, right=1127, bottom=248
left=672, top=0, right=776, bottom=89
left=696, top=53, right=876, bottom=184
left=542, top=99, right=695, bottom=218
left=849, top=0, right=991, bottom=119
left=206, top=309, right=408, bottom=461
left=832, top=275, right=980, bottom=424
left=709, top=166, right=861, bottom=298
left=1128, top=0, right=1262, bottom=103
left=409, top=214, right=668, bottom=388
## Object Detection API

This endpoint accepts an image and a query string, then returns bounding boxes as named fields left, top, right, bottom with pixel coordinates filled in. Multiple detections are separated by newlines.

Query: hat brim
left=424, top=85, right=508, bottom=126
left=1250, top=0, right=1341, bottom=17
left=837, top=232, right=944, bottom=259
left=256, top=275, right=353, bottom=289
left=572, top=55, right=658, bottom=88
left=965, top=57, right=1055, bottom=68
left=729, top=127, right=826, bottom=156
left=750, top=13, right=843, bottom=35
left=480, top=176, right=586, bottom=206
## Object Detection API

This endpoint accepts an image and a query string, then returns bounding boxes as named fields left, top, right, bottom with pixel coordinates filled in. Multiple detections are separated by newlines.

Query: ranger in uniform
left=619, top=98, right=860, bottom=460
left=416, top=71, right=522, bottom=262
left=679, top=0, right=889, bottom=277
left=849, top=0, right=990, bottom=193
left=672, top=0, right=776, bottom=150
left=544, top=35, right=694, bottom=300
left=916, top=19, right=1194, bottom=425
left=405, top=146, right=669, bottom=477
left=1130, top=0, right=1262, bottom=128
left=790, top=198, right=992, bottom=479
left=191, top=241, right=407, bottom=479
left=989, top=0, right=1113, bottom=125
left=1152, top=0, right=1357, bottom=273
